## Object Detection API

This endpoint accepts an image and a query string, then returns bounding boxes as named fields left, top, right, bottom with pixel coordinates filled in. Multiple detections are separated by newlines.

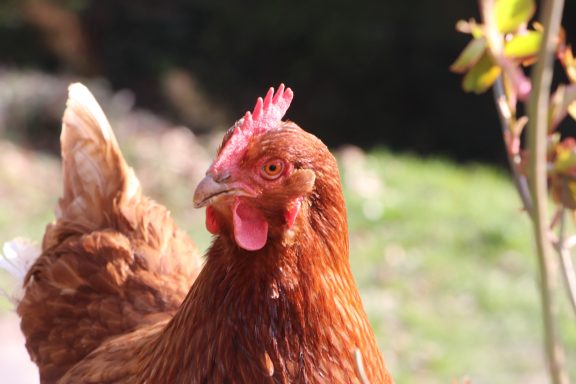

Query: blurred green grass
left=1, top=143, right=575, bottom=383
left=339, top=148, right=575, bottom=383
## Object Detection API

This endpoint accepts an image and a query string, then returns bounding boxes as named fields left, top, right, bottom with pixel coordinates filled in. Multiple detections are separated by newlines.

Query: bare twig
left=496, top=60, right=576, bottom=325
left=485, top=2, right=533, bottom=217
left=550, top=208, right=563, bottom=230
left=559, top=247, right=576, bottom=316
left=481, top=0, right=531, bottom=99
left=479, top=0, right=502, bottom=53
left=527, top=0, right=569, bottom=383
left=492, top=78, right=533, bottom=214
left=481, top=0, right=571, bottom=382
left=557, top=209, right=576, bottom=315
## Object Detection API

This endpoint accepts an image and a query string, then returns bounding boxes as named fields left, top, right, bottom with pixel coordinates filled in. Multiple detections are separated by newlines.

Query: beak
left=193, top=174, right=232, bottom=208
left=193, top=173, right=258, bottom=208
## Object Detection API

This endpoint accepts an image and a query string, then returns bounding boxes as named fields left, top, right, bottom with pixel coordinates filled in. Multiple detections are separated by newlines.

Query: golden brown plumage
left=8, top=84, right=392, bottom=383
left=15, top=84, right=201, bottom=383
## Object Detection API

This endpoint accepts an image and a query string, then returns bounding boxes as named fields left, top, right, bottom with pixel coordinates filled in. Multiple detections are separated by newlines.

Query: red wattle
left=205, top=206, right=220, bottom=234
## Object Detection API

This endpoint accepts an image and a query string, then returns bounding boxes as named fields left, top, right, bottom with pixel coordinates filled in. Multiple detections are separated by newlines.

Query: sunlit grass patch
left=340, top=148, right=573, bottom=383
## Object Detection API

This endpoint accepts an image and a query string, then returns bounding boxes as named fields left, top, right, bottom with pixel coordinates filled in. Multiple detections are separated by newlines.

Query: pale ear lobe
left=287, top=169, right=316, bottom=195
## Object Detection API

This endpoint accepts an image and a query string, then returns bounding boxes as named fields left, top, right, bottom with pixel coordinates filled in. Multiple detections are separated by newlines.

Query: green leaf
left=451, top=38, right=487, bottom=73
left=504, top=30, right=542, bottom=59
left=462, top=53, right=502, bottom=94
left=495, top=0, right=536, bottom=33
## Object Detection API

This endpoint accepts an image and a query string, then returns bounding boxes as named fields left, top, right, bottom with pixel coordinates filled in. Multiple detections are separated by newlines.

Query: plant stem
left=557, top=209, right=576, bottom=316
left=527, top=0, right=569, bottom=382
left=559, top=246, right=576, bottom=314
left=492, top=78, right=533, bottom=214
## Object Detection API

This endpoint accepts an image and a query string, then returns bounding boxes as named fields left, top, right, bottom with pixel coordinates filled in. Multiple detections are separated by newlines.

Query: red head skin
left=194, top=84, right=305, bottom=251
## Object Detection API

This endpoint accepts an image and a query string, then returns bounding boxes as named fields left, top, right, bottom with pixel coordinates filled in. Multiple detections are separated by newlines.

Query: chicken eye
left=261, top=159, right=285, bottom=180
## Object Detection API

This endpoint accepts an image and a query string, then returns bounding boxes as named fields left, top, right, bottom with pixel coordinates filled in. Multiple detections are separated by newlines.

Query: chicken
left=3, top=83, right=392, bottom=383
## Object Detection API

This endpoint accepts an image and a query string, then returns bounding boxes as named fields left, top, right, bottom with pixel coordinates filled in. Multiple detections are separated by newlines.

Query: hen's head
left=194, top=85, right=340, bottom=251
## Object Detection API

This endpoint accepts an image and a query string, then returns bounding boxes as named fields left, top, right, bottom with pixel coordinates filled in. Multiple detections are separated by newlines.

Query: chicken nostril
left=214, top=171, right=231, bottom=183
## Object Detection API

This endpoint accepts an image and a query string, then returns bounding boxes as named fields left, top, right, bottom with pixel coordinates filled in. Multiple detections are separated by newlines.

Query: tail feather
left=58, top=83, right=141, bottom=229
left=0, top=239, right=40, bottom=304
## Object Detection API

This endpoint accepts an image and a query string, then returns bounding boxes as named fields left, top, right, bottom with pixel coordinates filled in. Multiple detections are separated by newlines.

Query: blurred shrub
left=4, top=0, right=576, bottom=160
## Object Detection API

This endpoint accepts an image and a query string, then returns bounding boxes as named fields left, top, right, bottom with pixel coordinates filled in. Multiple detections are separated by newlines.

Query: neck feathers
left=139, top=156, right=390, bottom=383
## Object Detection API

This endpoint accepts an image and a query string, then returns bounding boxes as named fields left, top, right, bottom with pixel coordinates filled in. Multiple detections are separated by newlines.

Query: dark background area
left=1, top=0, right=576, bottom=163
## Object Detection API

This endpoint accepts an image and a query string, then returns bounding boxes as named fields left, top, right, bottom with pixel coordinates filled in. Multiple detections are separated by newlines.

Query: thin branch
left=481, top=0, right=531, bottom=99
left=550, top=208, right=563, bottom=230
left=497, top=76, right=576, bottom=320
left=492, top=78, right=533, bottom=215
left=479, top=0, right=502, bottom=53
left=527, top=0, right=569, bottom=383
left=559, top=248, right=576, bottom=315
left=557, top=209, right=576, bottom=315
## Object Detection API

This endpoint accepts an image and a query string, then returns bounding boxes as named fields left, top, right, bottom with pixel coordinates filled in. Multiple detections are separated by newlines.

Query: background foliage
left=6, top=0, right=576, bottom=160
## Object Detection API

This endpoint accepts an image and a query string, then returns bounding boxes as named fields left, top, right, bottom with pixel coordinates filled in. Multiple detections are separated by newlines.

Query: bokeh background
left=1, top=1, right=576, bottom=383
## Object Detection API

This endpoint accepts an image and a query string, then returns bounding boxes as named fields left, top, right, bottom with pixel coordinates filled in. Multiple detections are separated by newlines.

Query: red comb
left=209, top=84, right=294, bottom=174
left=239, top=84, right=294, bottom=134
